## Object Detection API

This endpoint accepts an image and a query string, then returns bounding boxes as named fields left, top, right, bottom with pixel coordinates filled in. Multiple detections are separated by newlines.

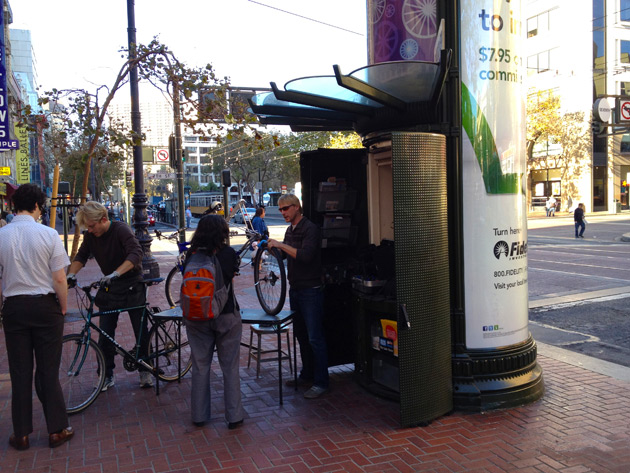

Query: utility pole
left=172, top=80, right=186, bottom=243
left=127, top=0, right=159, bottom=278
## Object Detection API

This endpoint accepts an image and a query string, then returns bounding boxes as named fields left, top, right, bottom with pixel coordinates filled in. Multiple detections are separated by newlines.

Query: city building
left=526, top=0, right=630, bottom=213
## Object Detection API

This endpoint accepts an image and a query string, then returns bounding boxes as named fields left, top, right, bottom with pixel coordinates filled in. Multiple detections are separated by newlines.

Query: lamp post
left=127, top=0, right=160, bottom=279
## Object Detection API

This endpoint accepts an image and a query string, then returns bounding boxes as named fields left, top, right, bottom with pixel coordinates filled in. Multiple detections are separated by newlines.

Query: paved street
left=527, top=213, right=630, bottom=369
left=1, top=214, right=630, bottom=471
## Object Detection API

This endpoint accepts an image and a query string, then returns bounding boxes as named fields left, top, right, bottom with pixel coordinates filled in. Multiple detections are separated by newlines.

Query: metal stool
left=247, top=324, right=293, bottom=378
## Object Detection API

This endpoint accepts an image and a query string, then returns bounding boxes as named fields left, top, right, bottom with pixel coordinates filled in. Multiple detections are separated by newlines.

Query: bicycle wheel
left=254, top=247, right=287, bottom=315
left=165, top=265, right=183, bottom=307
left=59, top=334, right=105, bottom=415
left=148, top=320, right=192, bottom=382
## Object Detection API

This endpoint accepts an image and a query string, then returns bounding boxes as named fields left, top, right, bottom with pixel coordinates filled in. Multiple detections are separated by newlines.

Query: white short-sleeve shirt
left=0, top=215, right=70, bottom=297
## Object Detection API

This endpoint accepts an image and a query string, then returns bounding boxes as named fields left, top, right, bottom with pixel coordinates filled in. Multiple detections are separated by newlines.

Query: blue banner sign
left=0, top=7, right=20, bottom=151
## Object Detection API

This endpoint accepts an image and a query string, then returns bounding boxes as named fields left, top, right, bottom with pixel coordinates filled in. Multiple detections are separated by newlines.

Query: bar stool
left=247, top=324, right=293, bottom=378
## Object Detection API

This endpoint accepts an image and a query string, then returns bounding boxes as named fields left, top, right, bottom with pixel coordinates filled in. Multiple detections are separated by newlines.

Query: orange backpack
left=180, top=252, right=229, bottom=321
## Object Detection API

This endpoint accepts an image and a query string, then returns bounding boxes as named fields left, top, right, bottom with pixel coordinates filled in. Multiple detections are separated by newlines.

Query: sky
left=9, top=0, right=368, bottom=104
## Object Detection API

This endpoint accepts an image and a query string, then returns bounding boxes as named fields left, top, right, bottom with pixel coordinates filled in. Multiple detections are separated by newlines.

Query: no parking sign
left=620, top=101, right=630, bottom=122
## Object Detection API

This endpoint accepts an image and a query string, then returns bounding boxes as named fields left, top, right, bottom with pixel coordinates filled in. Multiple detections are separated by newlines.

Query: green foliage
left=208, top=130, right=364, bottom=196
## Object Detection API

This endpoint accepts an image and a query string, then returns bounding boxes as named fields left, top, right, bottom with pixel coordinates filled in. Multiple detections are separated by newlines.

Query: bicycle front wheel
left=165, top=266, right=183, bottom=308
left=148, top=320, right=192, bottom=382
left=60, top=334, right=105, bottom=415
left=254, top=247, right=287, bottom=315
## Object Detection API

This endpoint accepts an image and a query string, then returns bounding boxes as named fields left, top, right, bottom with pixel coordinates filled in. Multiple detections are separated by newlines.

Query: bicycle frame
left=70, top=281, right=161, bottom=374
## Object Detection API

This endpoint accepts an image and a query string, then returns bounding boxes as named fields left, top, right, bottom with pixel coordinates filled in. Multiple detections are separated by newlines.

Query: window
left=527, top=16, right=538, bottom=38
left=621, top=134, right=630, bottom=153
left=622, top=40, right=630, bottom=64
left=526, top=9, right=557, bottom=38
left=527, top=48, right=557, bottom=74
left=622, top=0, right=630, bottom=22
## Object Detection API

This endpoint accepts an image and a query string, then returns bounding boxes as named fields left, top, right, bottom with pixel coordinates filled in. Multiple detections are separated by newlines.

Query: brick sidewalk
left=1, top=233, right=630, bottom=471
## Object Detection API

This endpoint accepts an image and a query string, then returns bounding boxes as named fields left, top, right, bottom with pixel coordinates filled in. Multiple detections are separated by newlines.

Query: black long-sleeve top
left=74, top=221, right=143, bottom=279
left=282, top=216, right=322, bottom=290
left=574, top=207, right=585, bottom=222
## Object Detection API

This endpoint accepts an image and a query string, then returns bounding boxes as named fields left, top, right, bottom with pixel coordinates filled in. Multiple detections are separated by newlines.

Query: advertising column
left=367, top=0, right=441, bottom=63
left=460, top=0, right=528, bottom=348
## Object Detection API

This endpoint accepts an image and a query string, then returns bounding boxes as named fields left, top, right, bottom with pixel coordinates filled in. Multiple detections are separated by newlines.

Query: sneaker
left=285, top=377, right=312, bottom=388
left=101, top=375, right=115, bottom=392
left=139, top=371, right=154, bottom=389
left=303, top=385, right=328, bottom=399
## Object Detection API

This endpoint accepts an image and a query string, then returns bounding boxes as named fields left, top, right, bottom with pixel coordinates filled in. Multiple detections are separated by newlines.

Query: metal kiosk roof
left=249, top=50, right=452, bottom=136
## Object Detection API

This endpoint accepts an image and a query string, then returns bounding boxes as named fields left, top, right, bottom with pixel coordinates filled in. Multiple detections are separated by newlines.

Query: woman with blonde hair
left=574, top=203, right=586, bottom=238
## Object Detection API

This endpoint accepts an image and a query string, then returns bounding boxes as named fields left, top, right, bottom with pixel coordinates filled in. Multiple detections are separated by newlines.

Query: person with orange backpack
left=180, top=214, right=244, bottom=430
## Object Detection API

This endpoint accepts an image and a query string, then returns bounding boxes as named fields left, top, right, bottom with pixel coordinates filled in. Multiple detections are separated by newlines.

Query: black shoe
left=285, top=377, right=312, bottom=388
left=228, top=419, right=243, bottom=430
left=579, top=235, right=584, bottom=238
left=193, top=421, right=206, bottom=427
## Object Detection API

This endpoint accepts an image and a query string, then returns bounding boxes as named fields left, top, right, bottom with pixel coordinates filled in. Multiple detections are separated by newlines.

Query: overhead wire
left=246, top=0, right=364, bottom=36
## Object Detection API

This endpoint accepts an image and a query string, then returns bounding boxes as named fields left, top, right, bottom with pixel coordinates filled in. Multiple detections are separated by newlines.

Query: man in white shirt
left=0, top=183, right=74, bottom=450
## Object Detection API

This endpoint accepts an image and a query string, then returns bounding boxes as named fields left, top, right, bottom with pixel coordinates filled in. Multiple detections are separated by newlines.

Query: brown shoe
left=9, top=434, right=29, bottom=451
left=49, top=427, right=74, bottom=448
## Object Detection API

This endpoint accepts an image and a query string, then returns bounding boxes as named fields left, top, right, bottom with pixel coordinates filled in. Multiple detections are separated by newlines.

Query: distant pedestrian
left=0, top=211, right=7, bottom=227
left=546, top=196, right=556, bottom=217
left=5, top=212, right=14, bottom=223
left=574, top=203, right=586, bottom=238
left=186, top=207, right=192, bottom=228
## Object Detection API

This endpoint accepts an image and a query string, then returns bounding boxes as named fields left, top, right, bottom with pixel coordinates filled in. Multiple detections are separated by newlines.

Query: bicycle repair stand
left=52, top=181, right=81, bottom=254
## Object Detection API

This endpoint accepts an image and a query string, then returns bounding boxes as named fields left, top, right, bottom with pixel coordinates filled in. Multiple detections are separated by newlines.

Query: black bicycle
left=158, top=200, right=287, bottom=315
left=60, top=278, right=192, bottom=414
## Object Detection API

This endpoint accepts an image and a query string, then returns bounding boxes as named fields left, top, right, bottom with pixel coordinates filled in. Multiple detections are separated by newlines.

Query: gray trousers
left=183, top=312, right=243, bottom=424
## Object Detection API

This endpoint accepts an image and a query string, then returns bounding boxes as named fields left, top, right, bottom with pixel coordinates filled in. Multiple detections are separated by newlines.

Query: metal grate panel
left=392, top=132, right=452, bottom=426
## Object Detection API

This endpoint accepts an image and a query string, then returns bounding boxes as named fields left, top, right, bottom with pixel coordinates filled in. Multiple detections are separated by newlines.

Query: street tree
left=16, top=38, right=265, bottom=258
left=526, top=90, right=591, bottom=209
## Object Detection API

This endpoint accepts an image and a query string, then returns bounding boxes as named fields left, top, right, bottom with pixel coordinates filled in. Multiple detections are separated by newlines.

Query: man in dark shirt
left=67, top=201, right=152, bottom=390
left=267, top=194, right=329, bottom=399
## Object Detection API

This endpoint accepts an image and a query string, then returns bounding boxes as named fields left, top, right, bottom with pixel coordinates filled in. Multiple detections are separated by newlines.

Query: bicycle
left=157, top=200, right=287, bottom=315
left=60, top=278, right=192, bottom=414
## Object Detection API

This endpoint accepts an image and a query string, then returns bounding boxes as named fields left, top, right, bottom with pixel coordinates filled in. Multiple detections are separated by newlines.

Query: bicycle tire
left=165, top=265, right=183, bottom=308
left=60, top=334, right=106, bottom=415
left=253, top=247, right=287, bottom=315
left=148, top=320, right=192, bottom=382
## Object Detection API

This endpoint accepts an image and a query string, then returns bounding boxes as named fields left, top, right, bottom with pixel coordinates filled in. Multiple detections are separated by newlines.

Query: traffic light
left=592, top=120, right=604, bottom=135
left=182, top=148, right=187, bottom=163
left=125, top=171, right=132, bottom=186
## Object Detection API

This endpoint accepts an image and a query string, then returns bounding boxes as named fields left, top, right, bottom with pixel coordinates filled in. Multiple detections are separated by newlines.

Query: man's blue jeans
left=289, top=287, right=329, bottom=389
left=575, top=221, right=585, bottom=237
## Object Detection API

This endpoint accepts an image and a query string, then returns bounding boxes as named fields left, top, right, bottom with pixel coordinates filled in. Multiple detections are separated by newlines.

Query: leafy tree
left=526, top=90, right=591, bottom=209
left=208, top=130, right=363, bottom=198
left=16, top=38, right=264, bottom=258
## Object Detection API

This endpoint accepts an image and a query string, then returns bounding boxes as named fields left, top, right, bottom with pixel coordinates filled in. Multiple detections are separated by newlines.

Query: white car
left=233, top=207, right=256, bottom=224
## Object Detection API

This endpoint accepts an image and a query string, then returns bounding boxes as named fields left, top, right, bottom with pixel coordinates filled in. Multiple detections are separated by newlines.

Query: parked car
left=233, top=207, right=256, bottom=224
left=147, top=211, right=156, bottom=226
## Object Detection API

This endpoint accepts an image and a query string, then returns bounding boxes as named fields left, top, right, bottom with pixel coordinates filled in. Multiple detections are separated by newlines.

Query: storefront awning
left=249, top=50, right=451, bottom=135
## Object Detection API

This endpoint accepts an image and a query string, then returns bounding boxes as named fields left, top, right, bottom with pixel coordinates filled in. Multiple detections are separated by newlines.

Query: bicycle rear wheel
left=165, top=266, right=183, bottom=308
left=253, top=247, right=287, bottom=315
left=60, top=334, right=105, bottom=415
left=148, top=320, right=192, bottom=382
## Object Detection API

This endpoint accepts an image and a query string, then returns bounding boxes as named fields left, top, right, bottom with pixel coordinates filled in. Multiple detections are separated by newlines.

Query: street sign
left=0, top=166, right=9, bottom=175
left=156, top=148, right=169, bottom=162
left=147, top=172, right=176, bottom=179
left=621, top=100, right=630, bottom=122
